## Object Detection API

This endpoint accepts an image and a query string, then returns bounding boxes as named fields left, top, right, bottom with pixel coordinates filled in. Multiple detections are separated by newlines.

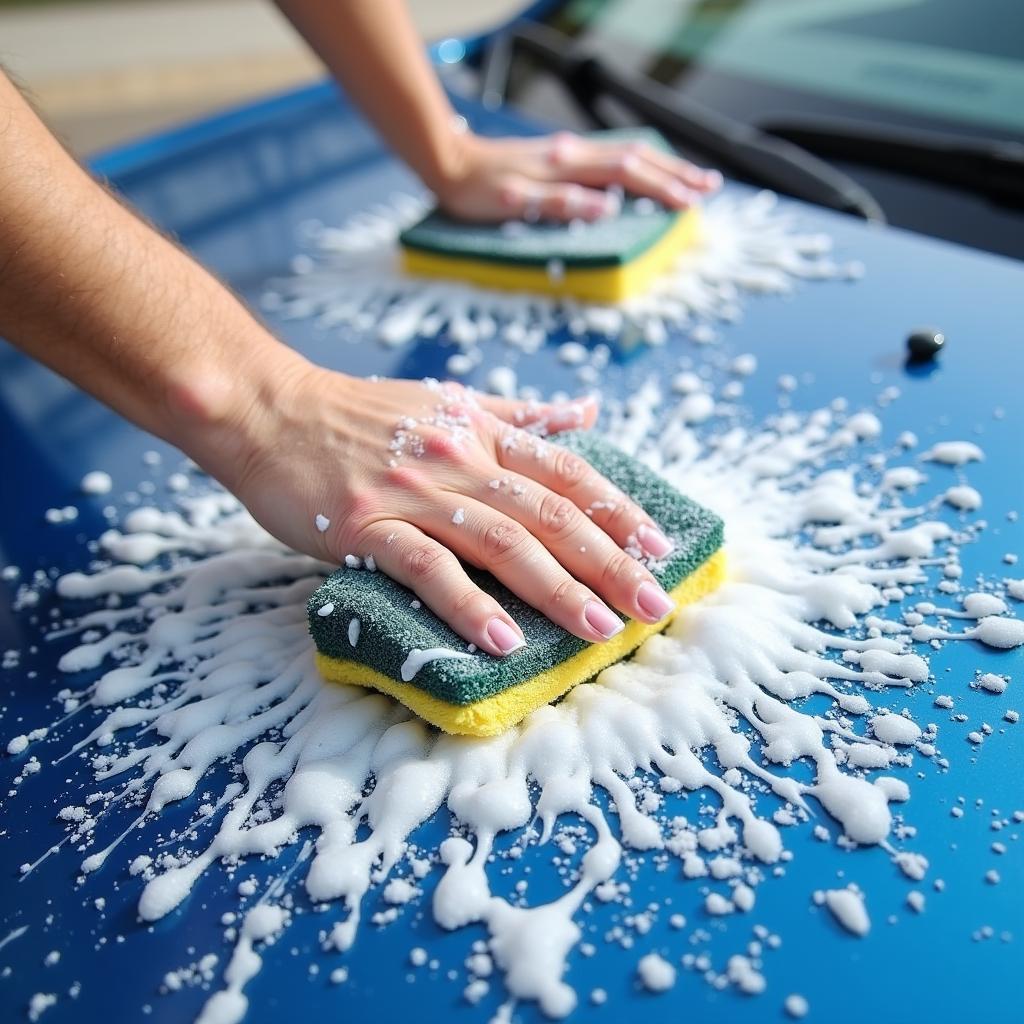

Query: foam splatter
left=262, top=191, right=859, bottom=356
left=4, top=373, right=1019, bottom=1020
left=3, top=187, right=1021, bottom=1020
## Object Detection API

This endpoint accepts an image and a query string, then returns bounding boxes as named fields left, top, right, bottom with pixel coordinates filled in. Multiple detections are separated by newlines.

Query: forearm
left=275, top=0, right=466, bottom=193
left=0, top=72, right=307, bottom=482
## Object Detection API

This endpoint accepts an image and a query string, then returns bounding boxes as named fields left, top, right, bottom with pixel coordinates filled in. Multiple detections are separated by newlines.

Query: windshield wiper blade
left=479, top=20, right=885, bottom=223
left=761, top=117, right=1024, bottom=208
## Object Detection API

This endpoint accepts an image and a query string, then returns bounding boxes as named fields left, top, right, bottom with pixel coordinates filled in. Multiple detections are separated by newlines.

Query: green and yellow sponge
left=309, top=432, right=725, bottom=737
left=398, top=130, right=701, bottom=304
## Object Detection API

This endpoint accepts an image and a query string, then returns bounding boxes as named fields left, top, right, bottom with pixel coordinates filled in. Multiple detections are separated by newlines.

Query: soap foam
left=7, top=383, right=1020, bottom=1020
left=264, top=191, right=853, bottom=357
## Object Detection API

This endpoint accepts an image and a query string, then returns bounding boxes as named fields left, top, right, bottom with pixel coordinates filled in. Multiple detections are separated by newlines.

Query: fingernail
left=704, top=169, right=724, bottom=191
left=637, top=524, right=674, bottom=558
left=637, top=582, right=675, bottom=622
left=584, top=600, right=624, bottom=640
left=487, top=617, right=526, bottom=656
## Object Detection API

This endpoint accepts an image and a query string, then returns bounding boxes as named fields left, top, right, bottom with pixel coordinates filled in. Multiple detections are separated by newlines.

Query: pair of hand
left=220, top=131, right=720, bottom=657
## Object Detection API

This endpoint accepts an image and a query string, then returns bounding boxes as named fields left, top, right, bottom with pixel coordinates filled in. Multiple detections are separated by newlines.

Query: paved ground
left=0, top=0, right=520, bottom=154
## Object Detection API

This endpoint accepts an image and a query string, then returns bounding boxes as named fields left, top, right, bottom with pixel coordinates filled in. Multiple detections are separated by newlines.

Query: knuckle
left=615, top=152, right=639, bottom=178
left=334, top=510, right=379, bottom=554
left=537, top=493, right=578, bottom=537
left=551, top=448, right=587, bottom=487
left=543, top=193, right=566, bottom=217
left=597, top=494, right=636, bottom=532
left=601, top=551, right=639, bottom=590
left=333, top=520, right=363, bottom=554
left=385, top=464, right=426, bottom=492
left=422, top=432, right=471, bottom=465
left=451, top=588, right=488, bottom=618
left=347, top=490, right=378, bottom=522
left=550, top=577, right=584, bottom=609
left=469, top=405, right=495, bottom=430
left=404, top=542, right=446, bottom=583
left=482, top=519, right=528, bottom=562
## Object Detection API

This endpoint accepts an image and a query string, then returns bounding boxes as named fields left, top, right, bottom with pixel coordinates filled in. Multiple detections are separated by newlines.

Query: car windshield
left=541, top=0, right=1024, bottom=138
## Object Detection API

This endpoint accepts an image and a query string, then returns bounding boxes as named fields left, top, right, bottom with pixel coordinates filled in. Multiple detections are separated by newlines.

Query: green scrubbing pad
left=310, top=432, right=725, bottom=736
left=398, top=129, right=701, bottom=303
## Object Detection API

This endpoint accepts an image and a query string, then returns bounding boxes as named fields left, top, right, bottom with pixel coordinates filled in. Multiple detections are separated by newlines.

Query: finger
left=552, top=133, right=720, bottom=194
left=474, top=393, right=599, bottom=433
left=550, top=141, right=706, bottom=207
left=419, top=497, right=629, bottom=644
left=629, top=143, right=723, bottom=193
left=494, top=429, right=675, bottom=561
left=499, top=178, right=617, bottom=222
left=605, top=150, right=700, bottom=210
left=360, top=520, right=526, bottom=658
left=474, top=472, right=675, bottom=625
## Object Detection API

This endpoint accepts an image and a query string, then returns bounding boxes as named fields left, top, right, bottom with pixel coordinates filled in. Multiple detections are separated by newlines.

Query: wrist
left=426, top=120, right=482, bottom=201
left=161, top=328, right=315, bottom=492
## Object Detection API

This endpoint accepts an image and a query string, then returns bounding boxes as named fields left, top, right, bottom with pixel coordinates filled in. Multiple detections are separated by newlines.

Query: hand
left=224, top=367, right=679, bottom=658
left=436, top=130, right=722, bottom=223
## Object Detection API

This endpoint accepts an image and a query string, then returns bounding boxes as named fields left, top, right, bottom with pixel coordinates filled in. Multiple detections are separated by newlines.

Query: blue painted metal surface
left=2, top=79, right=1023, bottom=1024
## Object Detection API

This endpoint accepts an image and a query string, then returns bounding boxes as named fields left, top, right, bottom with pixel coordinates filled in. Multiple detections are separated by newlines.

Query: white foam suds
left=977, top=673, right=1007, bottom=694
left=943, top=485, right=981, bottom=511
left=921, top=442, right=984, bottom=466
left=6, top=366, right=1021, bottom=1019
left=820, top=887, right=870, bottom=937
left=263, top=191, right=853, bottom=355
left=882, top=467, right=926, bottom=491
left=785, top=993, right=809, bottom=1018
left=636, top=953, right=676, bottom=992
left=28, top=993, right=57, bottom=1022
left=727, top=954, right=766, bottom=994
left=0, top=924, right=29, bottom=951
left=80, top=471, right=113, bottom=496
left=870, top=713, right=922, bottom=746
left=399, top=647, right=474, bottom=682
left=196, top=903, right=289, bottom=1024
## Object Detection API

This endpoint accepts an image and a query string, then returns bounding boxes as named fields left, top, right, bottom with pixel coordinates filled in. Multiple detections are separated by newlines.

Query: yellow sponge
left=316, top=549, right=725, bottom=737
left=400, top=207, right=700, bottom=304
left=309, top=432, right=724, bottom=738
left=397, top=128, right=701, bottom=304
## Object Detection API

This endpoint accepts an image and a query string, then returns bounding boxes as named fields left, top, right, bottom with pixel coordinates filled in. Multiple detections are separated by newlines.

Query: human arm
left=275, top=0, right=721, bottom=221
left=0, top=72, right=679, bottom=655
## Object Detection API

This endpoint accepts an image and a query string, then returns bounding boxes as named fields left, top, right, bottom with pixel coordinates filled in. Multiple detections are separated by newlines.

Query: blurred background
left=0, top=0, right=520, bottom=153
left=2, top=0, right=1022, bottom=258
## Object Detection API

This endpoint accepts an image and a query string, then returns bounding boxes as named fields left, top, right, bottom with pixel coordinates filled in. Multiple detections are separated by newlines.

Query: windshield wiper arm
left=761, top=116, right=1024, bottom=209
left=479, top=20, right=885, bottom=223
